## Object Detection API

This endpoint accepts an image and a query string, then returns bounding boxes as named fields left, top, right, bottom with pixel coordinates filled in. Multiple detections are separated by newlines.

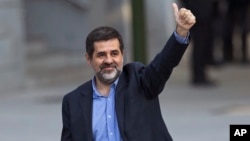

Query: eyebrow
left=96, top=49, right=120, bottom=54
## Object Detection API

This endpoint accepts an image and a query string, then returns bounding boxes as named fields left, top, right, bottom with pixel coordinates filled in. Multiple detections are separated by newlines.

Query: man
left=61, top=3, right=195, bottom=141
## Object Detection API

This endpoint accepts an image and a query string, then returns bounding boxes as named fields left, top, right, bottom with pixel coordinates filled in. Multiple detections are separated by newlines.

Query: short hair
left=86, top=26, right=124, bottom=59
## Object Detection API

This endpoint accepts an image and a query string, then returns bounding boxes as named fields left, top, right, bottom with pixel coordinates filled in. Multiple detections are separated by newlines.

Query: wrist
left=176, top=26, right=189, bottom=37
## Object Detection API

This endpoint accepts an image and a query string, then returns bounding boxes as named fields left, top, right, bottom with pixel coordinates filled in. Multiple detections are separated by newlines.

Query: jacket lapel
left=115, top=73, right=128, bottom=140
left=80, top=81, right=93, bottom=141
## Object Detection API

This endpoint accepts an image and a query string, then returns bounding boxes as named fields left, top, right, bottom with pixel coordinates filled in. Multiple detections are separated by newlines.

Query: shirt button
left=108, top=115, right=111, bottom=118
left=110, top=132, right=113, bottom=136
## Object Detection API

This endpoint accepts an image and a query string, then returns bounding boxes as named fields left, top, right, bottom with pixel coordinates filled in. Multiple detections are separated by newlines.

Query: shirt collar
left=92, top=77, right=119, bottom=98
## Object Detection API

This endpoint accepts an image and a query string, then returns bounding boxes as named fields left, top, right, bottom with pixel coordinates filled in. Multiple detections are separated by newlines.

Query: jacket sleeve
left=61, top=95, right=72, bottom=141
left=139, top=33, right=189, bottom=99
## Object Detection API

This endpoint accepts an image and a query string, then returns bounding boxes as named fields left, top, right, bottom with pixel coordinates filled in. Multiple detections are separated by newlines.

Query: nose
left=103, top=54, right=113, bottom=64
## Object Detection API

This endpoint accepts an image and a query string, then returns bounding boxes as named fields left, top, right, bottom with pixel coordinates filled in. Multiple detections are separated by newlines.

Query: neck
left=95, top=77, right=112, bottom=96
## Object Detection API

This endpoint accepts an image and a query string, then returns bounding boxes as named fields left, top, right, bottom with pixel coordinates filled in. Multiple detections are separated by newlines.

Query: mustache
left=99, top=63, right=118, bottom=70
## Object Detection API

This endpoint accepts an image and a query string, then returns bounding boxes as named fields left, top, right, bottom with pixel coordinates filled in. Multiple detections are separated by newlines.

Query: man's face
left=86, top=38, right=123, bottom=85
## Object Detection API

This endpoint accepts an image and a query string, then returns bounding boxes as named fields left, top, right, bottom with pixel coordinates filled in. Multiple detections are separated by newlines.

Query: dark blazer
left=61, top=33, right=189, bottom=141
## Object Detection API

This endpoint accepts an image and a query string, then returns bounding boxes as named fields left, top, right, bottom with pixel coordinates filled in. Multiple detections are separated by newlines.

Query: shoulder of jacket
left=123, top=62, right=145, bottom=71
left=63, top=80, right=92, bottom=99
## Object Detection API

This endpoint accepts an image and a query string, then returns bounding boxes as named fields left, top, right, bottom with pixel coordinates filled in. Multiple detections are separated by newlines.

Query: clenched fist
left=172, top=3, right=196, bottom=37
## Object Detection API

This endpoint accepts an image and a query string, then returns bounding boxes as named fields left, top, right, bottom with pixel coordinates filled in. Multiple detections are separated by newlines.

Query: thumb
left=172, top=3, right=179, bottom=17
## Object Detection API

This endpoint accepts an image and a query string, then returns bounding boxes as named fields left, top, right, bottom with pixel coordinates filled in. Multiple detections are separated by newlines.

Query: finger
left=188, top=16, right=196, bottom=24
left=172, top=3, right=179, bottom=17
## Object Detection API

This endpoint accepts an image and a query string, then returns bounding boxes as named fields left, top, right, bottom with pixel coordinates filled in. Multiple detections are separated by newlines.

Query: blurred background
left=0, top=0, right=249, bottom=141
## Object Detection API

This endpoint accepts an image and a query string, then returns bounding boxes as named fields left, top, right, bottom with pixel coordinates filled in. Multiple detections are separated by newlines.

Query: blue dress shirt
left=92, top=78, right=122, bottom=141
left=174, top=31, right=190, bottom=44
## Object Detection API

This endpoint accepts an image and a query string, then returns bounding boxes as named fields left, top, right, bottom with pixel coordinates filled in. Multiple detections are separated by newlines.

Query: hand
left=172, top=3, right=196, bottom=37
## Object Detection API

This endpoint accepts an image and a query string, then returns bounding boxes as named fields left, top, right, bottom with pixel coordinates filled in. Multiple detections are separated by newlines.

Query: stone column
left=0, top=0, right=25, bottom=93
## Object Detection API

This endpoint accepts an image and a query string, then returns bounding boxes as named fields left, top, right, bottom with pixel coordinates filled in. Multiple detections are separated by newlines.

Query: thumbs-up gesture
left=172, top=3, right=196, bottom=37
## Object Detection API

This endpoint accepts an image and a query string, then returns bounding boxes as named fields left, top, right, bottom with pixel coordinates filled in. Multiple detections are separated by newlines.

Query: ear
left=121, top=49, right=125, bottom=63
left=85, top=53, right=91, bottom=65
left=122, top=50, right=125, bottom=62
left=121, top=49, right=125, bottom=55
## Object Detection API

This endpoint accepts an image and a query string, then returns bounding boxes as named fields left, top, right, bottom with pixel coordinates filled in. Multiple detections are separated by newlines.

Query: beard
left=96, top=63, right=121, bottom=85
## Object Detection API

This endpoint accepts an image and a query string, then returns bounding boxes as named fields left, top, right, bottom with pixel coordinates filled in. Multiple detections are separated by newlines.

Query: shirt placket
left=106, top=85, right=115, bottom=141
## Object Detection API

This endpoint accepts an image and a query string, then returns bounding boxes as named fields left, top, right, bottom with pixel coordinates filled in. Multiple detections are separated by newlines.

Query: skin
left=86, top=38, right=124, bottom=96
left=172, top=3, right=196, bottom=37
left=86, top=3, right=196, bottom=96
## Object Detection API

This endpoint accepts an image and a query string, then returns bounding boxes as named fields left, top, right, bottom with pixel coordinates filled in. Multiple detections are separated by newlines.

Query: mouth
left=100, top=63, right=117, bottom=72
left=102, top=67, right=114, bottom=71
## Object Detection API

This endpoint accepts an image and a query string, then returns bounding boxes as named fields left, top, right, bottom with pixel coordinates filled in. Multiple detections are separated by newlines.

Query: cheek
left=120, top=58, right=124, bottom=65
left=117, top=57, right=124, bottom=68
left=90, top=61, right=102, bottom=71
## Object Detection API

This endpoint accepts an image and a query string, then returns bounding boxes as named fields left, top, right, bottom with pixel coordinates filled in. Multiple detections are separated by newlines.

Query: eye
left=111, top=51, right=119, bottom=56
left=97, top=52, right=106, bottom=58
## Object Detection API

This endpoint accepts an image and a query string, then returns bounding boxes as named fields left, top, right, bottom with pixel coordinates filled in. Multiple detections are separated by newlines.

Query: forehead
left=93, top=38, right=120, bottom=52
